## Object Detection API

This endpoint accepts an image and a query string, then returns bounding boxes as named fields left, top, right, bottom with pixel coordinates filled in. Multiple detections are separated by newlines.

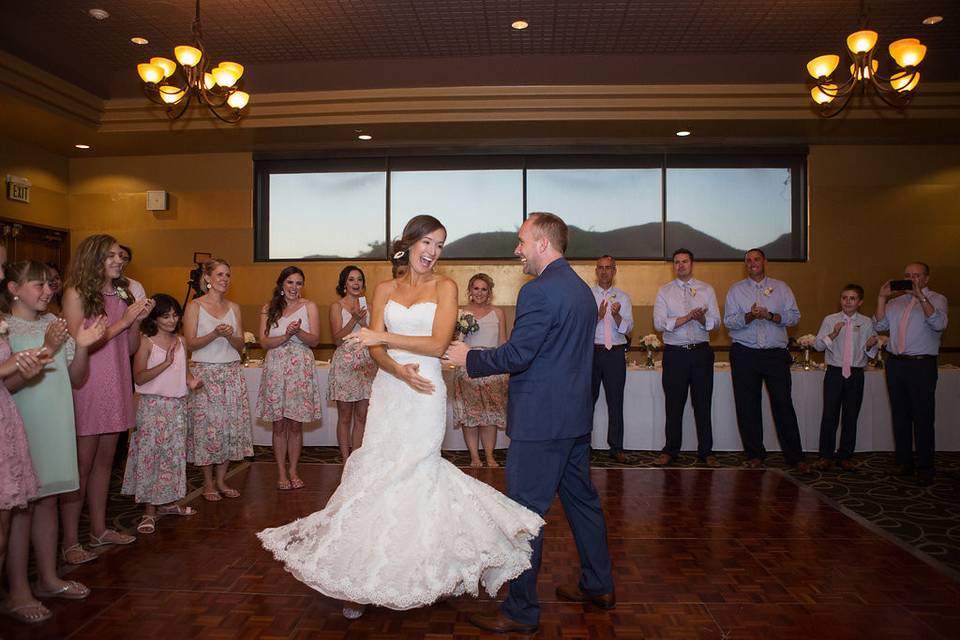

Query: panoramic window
left=254, top=153, right=806, bottom=261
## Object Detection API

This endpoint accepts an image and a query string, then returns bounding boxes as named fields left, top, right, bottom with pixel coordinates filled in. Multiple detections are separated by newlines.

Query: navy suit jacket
left=466, top=258, right=596, bottom=442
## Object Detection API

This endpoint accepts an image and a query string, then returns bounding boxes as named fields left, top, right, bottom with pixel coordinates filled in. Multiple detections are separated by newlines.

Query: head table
left=241, top=362, right=959, bottom=452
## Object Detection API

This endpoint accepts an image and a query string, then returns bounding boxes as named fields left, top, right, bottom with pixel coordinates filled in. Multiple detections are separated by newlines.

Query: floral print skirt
left=451, top=367, right=508, bottom=429
left=188, top=361, right=253, bottom=466
left=257, top=341, right=324, bottom=423
left=327, top=343, right=377, bottom=403
left=122, top=394, right=188, bottom=505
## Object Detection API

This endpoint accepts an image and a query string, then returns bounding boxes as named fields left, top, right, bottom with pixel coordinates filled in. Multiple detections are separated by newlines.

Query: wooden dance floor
left=11, top=462, right=959, bottom=639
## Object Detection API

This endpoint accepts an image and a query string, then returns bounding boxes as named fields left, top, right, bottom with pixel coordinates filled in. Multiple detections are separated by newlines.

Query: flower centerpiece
left=455, top=312, right=480, bottom=340
left=242, top=331, right=257, bottom=364
left=796, top=334, right=817, bottom=369
left=640, top=333, right=661, bottom=368
left=874, top=335, right=889, bottom=369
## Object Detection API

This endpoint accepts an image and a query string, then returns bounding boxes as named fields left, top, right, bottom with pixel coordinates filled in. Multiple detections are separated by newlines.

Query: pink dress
left=72, top=293, right=135, bottom=436
left=0, top=337, right=40, bottom=509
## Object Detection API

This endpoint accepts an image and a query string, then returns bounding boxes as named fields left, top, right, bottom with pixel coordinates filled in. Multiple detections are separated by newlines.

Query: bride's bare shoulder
left=435, top=275, right=458, bottom=296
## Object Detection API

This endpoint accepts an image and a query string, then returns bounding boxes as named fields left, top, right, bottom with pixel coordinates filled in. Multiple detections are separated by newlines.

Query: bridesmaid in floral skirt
left=256, top=266, right=322, bottom=490
left=452, top=273, right=509, bottom=468
left=327, top=265, right=377, bottom=462
left=183, top=258, right=253, bottom=501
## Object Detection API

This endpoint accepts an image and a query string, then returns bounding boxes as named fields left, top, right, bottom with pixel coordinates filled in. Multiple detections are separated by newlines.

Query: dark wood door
left=0, top=218, right=70, bottom=272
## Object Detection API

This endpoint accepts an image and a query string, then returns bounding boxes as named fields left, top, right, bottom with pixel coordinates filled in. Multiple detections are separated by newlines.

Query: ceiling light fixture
left=806, top=1, right=926, bottom=117
left=512, top=20, right=529, bottom=30
left=357, top=134, right=373, bottom=141
left=135, top=0, right=249, bottom=123
left=131, top=36, right=149, bottom=45
left=74, top=144, right=91, bottom=150
left=922, top=16, right=943, bottom=26
left=88, top=8, right=110, bottom=20
left=675, top=130, right=691, bottom=137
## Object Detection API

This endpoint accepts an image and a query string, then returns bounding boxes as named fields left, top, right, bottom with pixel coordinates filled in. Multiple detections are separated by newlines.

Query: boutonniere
left=689, top=287, right=697, bottom=297
left=116, top=287, right=130, bottom=302
left=763, top=287, right=774, bottom=296
left=0, top=319, right=8, bottom=337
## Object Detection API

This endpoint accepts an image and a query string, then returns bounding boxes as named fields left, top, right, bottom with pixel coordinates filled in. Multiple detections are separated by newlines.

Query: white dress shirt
left=653, top=277, right=720, bottom=346
left=723, top=276, right=801, bottom=349
left=591, top=285, right=634, bottom=346
left=814, top=311, right=878, bottom=368
left=874, top=289, right=948, bottom=356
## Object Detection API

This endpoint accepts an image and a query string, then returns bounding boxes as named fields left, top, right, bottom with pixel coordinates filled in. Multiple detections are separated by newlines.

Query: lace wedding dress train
left=258, top=301, right=544, bottom=610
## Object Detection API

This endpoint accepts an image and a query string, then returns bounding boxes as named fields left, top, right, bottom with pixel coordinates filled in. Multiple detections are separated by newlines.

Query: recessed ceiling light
left=130, top=36, right=149, bottom=45
left=923, top=15, right=943, bottom=25
left=511, top=19, right=529, bottom=30
left=75, top=144, right=91, bottom=150
left=357, top=134, right=372, bottom=141
left=675, top=130, right=691, bottom=137
left=88, top=8, right=110, bottom=20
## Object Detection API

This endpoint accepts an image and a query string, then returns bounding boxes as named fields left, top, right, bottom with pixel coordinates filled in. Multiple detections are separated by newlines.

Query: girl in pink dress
left=257, top=267, right=323, bottom=490
left=2, top=259, right=106, bottom=624
left=61, top=235, right=154, bottom=562
left=124, top=294, right=202, bottom=534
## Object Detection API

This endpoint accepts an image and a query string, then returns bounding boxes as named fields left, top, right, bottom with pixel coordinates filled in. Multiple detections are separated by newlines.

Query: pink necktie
left=896, top=297, right=917, bottom=354
left=603, top=302, right=613, bottom=350
left=841, top=317, right=854, bottom=378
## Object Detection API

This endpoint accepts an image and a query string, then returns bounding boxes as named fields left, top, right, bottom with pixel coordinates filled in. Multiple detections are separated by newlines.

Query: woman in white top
left=327, top=266, right=377, bottom=462
left=183, top=258, right=253, bottom=502
left=452, top=273, right=508, bottom=467
left=256, top=267, right=322, bottom=490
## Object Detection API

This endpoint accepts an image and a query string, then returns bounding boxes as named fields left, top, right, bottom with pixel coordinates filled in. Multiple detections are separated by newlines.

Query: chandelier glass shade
left=807, top=26, right=926, bottom=117
left=135, top=0, right=249, bottom=123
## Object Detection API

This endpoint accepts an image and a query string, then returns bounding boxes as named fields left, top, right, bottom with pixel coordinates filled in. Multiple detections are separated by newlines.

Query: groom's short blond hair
left=527, top=212, right=568, bottom=254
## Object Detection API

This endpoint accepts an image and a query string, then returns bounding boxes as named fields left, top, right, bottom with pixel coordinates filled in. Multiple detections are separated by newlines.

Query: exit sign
left=6, top=175, right=31, bottom=204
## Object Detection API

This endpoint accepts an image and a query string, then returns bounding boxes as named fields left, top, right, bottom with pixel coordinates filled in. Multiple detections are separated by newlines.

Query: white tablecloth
left=243, top=365, right=960, bottom=452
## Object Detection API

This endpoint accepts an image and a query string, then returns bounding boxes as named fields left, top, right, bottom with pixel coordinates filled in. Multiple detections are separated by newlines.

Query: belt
left=594, top=343, right=627, bottom=350
left=826, top=365, right=864, bottom=371
left=664, top=342, right=710, bottom=351
left=889, top=353, right=936, bottom=360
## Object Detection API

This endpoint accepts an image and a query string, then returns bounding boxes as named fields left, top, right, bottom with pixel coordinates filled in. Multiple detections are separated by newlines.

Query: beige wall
left=64, top=145, right=959, bottom=356
left=0, top=135, right=69, bottom=229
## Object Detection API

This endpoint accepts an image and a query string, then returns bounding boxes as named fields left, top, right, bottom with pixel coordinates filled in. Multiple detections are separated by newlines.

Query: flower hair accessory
left=393, top=250, right=406, bottom=260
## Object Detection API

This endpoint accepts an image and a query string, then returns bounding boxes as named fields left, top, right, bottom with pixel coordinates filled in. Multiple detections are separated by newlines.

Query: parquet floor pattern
left=5, top=464, right=958, bottom=639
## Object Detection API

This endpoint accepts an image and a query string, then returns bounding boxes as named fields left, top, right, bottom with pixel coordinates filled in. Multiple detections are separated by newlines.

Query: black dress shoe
left=611, top=451, right=627, bottom=463
left=893, top=464, right=916, bottom=477
left=916, top=471, right=935, bottom=486
left=556, top=584, right=616, bottom=609
left=468, top=611, right=538, bottom=634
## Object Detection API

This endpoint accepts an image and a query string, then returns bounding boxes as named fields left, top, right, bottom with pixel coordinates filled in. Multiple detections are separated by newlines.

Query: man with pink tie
left=813, top=284, right=878, bottom=471
left=591, top=255, right=634, bottom=462
left=874, top=262, right=949, bottom=486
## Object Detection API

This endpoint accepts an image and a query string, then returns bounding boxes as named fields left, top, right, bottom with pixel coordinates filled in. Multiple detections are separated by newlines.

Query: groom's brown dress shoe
left=468, top=611, right=538, bottom=634
left=556, top=584, right=616, bottom=609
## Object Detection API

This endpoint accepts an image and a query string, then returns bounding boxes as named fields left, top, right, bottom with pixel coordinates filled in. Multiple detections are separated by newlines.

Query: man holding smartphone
left=875, top=262, right=949, bottom=486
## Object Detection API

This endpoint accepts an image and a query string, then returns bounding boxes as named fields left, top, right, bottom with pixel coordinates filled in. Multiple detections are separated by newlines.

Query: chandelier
left=806, top=13, right=926, bottom=117
left=135, top=0, right=250, bottom=123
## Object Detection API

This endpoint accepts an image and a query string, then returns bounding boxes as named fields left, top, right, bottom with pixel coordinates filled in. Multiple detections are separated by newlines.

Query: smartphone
left=358, top=296, right=368, bottom=311
left=890, top=279, right=913, bottom=291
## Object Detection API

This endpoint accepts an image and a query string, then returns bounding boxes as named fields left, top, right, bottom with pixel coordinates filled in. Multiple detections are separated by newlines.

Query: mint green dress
left=6, top=314, right=79, bottom=497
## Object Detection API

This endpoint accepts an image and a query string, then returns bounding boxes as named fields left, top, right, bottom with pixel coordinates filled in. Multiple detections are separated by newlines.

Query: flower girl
left=123, top=294, right=203, bottom=534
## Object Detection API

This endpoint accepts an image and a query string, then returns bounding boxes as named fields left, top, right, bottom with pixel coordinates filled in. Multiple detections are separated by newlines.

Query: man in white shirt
left=652, top=249, right=721, bottom=467
left=591, top=255, right=634, bottom=462
left=813, top=284, right=878, bottom=471
left=118, top=244, right=147, bottom=301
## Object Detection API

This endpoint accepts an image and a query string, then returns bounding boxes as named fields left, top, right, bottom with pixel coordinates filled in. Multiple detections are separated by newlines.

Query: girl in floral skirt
left=327, top=265, right=377, bottom=462
left=257, top=267, right=322, bottom=490
left=124, top=294, right=203, bottom=534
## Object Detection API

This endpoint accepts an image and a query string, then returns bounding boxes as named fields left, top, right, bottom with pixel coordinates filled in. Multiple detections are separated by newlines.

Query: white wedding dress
left=257, top=301, right=544, bottom=610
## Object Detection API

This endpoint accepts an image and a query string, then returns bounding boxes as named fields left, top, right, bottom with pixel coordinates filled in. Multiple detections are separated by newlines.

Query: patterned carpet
left=90, top=447, right=960, bottom=581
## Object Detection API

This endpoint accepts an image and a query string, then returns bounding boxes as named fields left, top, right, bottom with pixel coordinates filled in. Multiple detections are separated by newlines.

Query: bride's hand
left=397, top=362, right=435, bottom=394
left=347, top=327, right=383, bottom=349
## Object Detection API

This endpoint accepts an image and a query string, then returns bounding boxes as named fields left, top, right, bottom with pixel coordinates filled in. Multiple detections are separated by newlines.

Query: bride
left=257, top=215, right=544, bottom=619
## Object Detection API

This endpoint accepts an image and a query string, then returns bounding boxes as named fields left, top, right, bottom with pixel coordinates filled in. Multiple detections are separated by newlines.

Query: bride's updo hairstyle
left=390, top=215, right=446, bottom=269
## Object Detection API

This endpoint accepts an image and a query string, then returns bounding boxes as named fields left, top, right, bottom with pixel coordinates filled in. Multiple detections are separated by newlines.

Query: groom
left=445, top=212, right=615, bottom=634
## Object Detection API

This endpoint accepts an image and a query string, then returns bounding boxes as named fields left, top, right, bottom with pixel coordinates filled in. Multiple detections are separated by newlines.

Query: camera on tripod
left=184, top=252, right=212, bottom=310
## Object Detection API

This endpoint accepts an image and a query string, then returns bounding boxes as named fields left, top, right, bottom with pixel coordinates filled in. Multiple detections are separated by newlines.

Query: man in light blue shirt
left=874, top=262, right=948, bottom=485
left=652, top=248, right=721, bottom=466
left=723, top=248, right=807, bottom=471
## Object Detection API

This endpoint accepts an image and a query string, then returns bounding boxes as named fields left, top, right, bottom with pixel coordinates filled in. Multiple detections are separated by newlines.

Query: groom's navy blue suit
left=467, top=258, right=614, bottom=625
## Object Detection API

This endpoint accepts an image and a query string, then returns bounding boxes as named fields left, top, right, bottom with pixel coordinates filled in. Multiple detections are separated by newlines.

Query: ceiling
left=1, top=0, right=957, bottom=98
left=0, top=1, right=958, bottom=156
